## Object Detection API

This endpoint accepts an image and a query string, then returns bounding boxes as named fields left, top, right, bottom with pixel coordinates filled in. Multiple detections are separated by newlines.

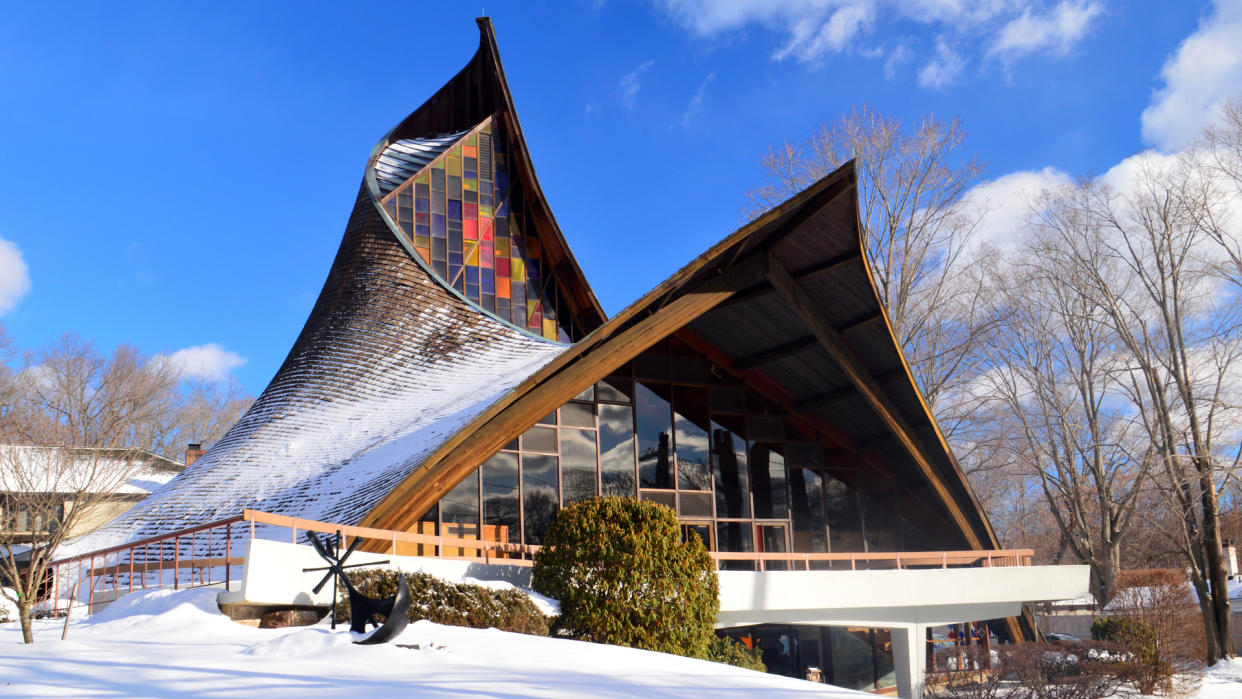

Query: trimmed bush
left=706, top=636, right=767, bottom=672
left=531, top=496, right=719, bottom=658
left=335, top=569, right=549, bottom=636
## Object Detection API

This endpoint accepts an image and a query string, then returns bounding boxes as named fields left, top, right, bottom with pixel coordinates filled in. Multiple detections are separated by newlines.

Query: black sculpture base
left=350, top=575, right=411, bottom=645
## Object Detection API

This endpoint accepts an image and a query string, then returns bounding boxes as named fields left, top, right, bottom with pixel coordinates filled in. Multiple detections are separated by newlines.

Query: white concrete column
left=890, top=624, right=927, bottom=699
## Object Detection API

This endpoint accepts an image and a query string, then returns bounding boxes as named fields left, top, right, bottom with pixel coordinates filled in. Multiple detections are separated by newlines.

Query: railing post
left=173, top=536, right=180, bottom=590
left=226, top=522, right=232, bottom=591
left=88, top=557, right=96, bottom=614
left=128, top=548, right=134, bottom=594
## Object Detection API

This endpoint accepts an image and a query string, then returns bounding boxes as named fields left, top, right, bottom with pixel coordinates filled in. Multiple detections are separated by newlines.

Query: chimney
left=184, top=443, right=205, bottom=468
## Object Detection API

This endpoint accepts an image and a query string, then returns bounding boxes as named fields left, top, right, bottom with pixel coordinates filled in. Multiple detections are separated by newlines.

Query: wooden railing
left=44, top=509, right=1034, bottom=617
left=711, top=548, right=1034, bottom=571
left=46, top=514, right=246, bottom=616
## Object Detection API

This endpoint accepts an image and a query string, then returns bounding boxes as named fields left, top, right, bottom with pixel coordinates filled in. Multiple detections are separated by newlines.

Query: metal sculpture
left=303, top=532, right=411, bottom=644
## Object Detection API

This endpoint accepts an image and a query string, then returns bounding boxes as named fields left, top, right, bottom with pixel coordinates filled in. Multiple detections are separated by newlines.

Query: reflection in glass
left=481, top=452, right=519, bottom=544
left=861, top=478, right=899, bottom=552
left=750, top=444, right=788, bottom=519
left=830, top=627, right=877, bottom=691
left=636, top=383, right=673, bottom=489
left=758, top=524, right=789, bottom=571
left=441, top=471, right=479, bottom=540
left=598, top=403, right=635, bottom=496
left=522, top=454, right=557, bottom=545
left=678, top=492, right=713, bottom=518
left=597, top=376, right=633, bottom=403
left=711, top=424, right=749, bottom=518
left=825, top=473, right=863, bottom=552
left=790, top=468, right=827, bottom=553
left=874, top=628, right=896, bottom=689
left=523, top=425, right=557, bottom=453
left=673, top=386, right=711, bottom=491
left=716, top=521, right=754, bottom=570
left=560, top=428, right=597, bottom=505
left=560, top=402, right=595, bottom=428
left=639, top=490, right=676, bottom=510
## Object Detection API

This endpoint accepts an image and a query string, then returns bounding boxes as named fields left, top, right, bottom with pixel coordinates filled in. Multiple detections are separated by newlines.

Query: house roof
left=0, top=445, right=182, bottom=496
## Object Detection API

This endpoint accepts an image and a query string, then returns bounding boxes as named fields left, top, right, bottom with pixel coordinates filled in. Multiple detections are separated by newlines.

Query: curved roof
left=363, top=161, right=999, bottom=552
left=67, top=19, right=998, bottom=564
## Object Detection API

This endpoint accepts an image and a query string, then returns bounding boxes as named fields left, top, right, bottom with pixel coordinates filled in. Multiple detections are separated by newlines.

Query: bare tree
left=984, top=222, right=1150, bottom=604
left=1194, top=94, right=1242, bottom=288
left=0, top=333, right=253, bottom=643
left=1, top=445, right=145, bottom=642
left=1027, top=161, right=1241, bottom=662
left=746, top=106, right=996, bottom=427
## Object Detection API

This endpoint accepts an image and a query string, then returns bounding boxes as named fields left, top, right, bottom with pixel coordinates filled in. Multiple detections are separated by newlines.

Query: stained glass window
left=379, top=116, right=579, bottom=342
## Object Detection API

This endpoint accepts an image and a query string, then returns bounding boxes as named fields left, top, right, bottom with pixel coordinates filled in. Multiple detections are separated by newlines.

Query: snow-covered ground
left=1199, top=657, right=1242, bottom=699
left=0, top=588, right=852, bottom=697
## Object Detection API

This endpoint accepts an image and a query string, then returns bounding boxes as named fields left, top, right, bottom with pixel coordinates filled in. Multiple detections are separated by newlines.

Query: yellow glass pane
left=416, top=172, right=429, bottom=184
left=467, top=133, right=478, bottom=147
left=511, top=257, right=525, bottom=278
left=480, top=206, right=492, bottom=218
left=464, top=179, right=476, bottom=191
left=448, top=157, right=462, bottom=176
left=543, top=318, right=555, bottom=338
left=466, top=246, right=479, bottom=266
left=495, top=238, right=510, bottom=257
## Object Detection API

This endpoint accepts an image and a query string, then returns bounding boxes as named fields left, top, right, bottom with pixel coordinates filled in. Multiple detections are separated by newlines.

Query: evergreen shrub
left=531, top=496, right=720, bottom=658
left=335, top=569, right=549, bottom=636
left=706, top=635, right=767, bottom=672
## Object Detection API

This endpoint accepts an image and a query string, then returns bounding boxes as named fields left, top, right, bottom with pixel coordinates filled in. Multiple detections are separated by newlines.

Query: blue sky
left=1, top=1, right=1239, bottom=395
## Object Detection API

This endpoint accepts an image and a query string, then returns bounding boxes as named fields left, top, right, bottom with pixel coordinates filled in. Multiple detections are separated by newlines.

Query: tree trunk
left=19, top=601, right=33, bottom=644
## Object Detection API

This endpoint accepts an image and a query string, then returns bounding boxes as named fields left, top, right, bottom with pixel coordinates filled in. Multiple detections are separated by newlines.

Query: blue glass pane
left=464, top=170, right=477, bottom=180
left=465, top=266, right=479, bottom=284
left=415, top=198, right=429, bottom=213
left=448, top=200, right=462, bottom=219
left=431, top=214, right=446, bottom=237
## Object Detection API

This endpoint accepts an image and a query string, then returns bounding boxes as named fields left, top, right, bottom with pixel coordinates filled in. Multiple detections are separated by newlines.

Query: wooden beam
left=732, top=312, right=883, bottom=372
left=733, top=337, right=819, bottom=370
left=717, top=250, right=861, bottom=310
left=765, top=252, right=984, bottom=549
left=362, top=255, right=765, bottom=533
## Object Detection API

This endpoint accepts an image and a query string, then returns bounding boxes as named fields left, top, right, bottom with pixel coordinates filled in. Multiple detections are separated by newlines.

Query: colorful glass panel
left=379, top=116, right=578, bottom=342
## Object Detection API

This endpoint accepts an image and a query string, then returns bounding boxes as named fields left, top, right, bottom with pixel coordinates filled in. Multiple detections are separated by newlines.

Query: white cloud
left=917, top=38, right=964, bottom=89
left=620, top=59, right=655, bottom=108
left=657, top=1, right=1105, bottom=67
left=959, top=167, right=1072, bottom=248
left=0, top=236, right=31, bottom=317
left=773, top=4, right=874, bottom=62
left=1141, top=0, right=1242, bottom=152
left=883, top=43, right=911, bottom=78
left=164, top=344, right=245, bottom=381
left=679, top=72, right=716, bottom=128
left=987, top=1, right=1102, bottom=61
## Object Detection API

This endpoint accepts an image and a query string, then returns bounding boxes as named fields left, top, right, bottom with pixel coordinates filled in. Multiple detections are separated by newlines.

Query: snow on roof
left=59, top=195, right=567, bottom=558
left=0, top=445, right=182, bottom=496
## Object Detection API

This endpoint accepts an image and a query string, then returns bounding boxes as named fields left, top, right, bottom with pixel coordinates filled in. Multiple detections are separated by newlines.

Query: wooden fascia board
left=848, top=217, right=1002, bottom=551
left=766, top=253, right=985, bottom=550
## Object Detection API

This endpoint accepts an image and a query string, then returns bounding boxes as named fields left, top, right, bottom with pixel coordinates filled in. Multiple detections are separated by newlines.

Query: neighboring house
left=59, top=19, right=1088, bottom=698
left=0, top=445, right=184, bottom=544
